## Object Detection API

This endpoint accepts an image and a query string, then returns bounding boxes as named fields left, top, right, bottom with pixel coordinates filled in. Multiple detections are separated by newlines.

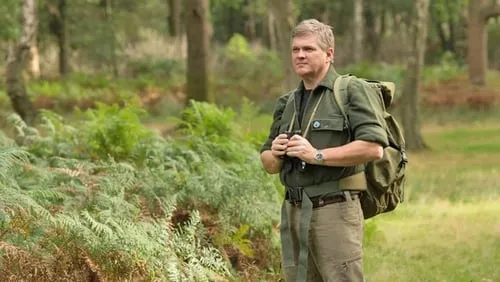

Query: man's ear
left=326, top=47, right=334, bottom=63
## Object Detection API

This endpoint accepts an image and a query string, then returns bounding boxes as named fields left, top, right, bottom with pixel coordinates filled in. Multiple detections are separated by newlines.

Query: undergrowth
left=0, top=101, right=282, bottom=281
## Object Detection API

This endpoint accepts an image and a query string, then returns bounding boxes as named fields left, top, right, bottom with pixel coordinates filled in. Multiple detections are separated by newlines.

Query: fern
left=0, top=102, right=282, bottom=280
left=0, top=147, right=30, bottom=180
left=80, top=210, right=114, bottom=239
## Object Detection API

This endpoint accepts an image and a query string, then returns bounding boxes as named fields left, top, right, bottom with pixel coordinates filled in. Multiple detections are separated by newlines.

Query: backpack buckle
left=286, top=186, right=304, bottom=205
left=399, top=150, right=408, bottom=168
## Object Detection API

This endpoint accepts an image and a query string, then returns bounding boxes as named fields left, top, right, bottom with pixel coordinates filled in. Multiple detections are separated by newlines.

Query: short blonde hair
left=291, top=19, right=335, bottom=51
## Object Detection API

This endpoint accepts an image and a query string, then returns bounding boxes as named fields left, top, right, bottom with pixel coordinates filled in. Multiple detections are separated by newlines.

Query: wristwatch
left=314, top=149, right=324, bottom=164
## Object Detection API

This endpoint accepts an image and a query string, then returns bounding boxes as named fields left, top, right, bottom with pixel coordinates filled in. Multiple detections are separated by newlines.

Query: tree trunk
left=186, top=0, right=211, bottom=103
left=47, top=0, right=70, bottom=76
left=167, top=0, right=182, bottom=37
left=468, top=0, right=500, bottom=85
left=399, top=0, right=430, bottom=151
left=364, top=1, right=383, bottom=62
left=269, top=0, right=297, bottom=91
left=100, top=0, right=118, bottom=77
left=263, top=10, right=277, bottom=50
left=245, top=0, right=256, bottom=42
left=107, top=0, right=118, bottom=78
left=6, top=0, right=37, bottom=125
left=353, top=0, right=364, bottom=63
left=58, top=0, right=70, bottom=76
left=26, top=45, right=40, bottom=79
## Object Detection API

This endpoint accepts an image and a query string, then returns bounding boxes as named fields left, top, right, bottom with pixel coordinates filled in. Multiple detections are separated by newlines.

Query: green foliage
left=214, top=38, right=284, bottom=107
left=178, top=100, right=235, bottom=139
left=0, top=146, right=29, bottom=182
left=24, top=74, right=140, bottom=113
left=423, top=52, right=464, bottom=84
left=215, top=224, right=254, bottom=257
left=81, top=103, right=153, bottom=161
left=225, top=33, right=255, bottom=61
left=67, top=72, right=112, bottom=89
left=431, top=0, right=466, bottom=23
left=340, top=62, right=405, bottom=97
left=126, top=58, right=185, bottom=82
left=0, top=101, right=282, bottom=280
left=488, top=23, right=500, bottom=70
left=0, top=138, right=233, bottom=280
left=0, top=0, right=20, bottom=40
left=234, top=97, right=273, bottom=150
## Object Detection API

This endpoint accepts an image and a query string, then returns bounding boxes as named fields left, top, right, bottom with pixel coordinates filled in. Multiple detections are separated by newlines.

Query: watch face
left=315, top=151, right=323, bottom=161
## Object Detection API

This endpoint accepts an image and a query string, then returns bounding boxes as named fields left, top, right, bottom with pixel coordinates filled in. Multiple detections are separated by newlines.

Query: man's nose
left=297, top=49, right=306, bottom=58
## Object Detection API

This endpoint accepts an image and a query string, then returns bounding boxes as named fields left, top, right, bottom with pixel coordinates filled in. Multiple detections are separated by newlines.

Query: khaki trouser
left=282, top=196, right=364, bottom=282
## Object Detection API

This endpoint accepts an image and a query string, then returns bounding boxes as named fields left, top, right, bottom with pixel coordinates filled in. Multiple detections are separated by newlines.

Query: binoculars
left=285, top=130, right=302, bottom=139
left=279, top=130, right=302, bottom=160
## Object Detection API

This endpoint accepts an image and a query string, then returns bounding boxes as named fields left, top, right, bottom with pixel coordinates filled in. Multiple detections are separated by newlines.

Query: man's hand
left=271, top=134, right=289, bottom=158
left=286, top=134, right=316, bottom=163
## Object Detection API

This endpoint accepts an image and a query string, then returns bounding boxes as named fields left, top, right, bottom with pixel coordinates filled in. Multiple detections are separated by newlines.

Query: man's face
left=291, top=33, right=333, bottom=80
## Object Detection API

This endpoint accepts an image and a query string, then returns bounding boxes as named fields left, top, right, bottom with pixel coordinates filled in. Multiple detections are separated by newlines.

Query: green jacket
left=261, top=66, right=389, bottom=189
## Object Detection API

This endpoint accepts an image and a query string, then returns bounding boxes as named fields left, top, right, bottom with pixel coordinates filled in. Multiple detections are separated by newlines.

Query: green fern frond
left=6, top=114, right=28, bottom=139
left=0, top=147, right=30, bottom=180
left=0, top=130, right=15, bottom=146
left=81, top=210, right=115, bottom=239
left=27, top=189, right=66, bottom=203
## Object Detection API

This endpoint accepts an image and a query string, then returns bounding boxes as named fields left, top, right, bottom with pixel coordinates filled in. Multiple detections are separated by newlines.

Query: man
left=260, top=19, right=388, bottom=281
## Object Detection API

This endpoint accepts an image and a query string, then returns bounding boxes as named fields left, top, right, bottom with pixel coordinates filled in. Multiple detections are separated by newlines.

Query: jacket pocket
left=309, top=115, right=347, bottom=148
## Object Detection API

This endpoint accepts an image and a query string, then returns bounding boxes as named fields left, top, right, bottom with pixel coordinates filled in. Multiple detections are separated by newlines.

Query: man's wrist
left=313, top=149, right=324, bottom=164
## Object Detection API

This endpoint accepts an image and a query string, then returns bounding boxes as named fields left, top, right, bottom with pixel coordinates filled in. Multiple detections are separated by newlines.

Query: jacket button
left=313, top=121, right=320, bottom=128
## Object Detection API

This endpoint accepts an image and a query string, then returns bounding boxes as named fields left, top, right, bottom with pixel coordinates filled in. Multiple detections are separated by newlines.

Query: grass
left=365, top=200, right=500, bottom=282
left=364, top=119, right=500, bottom=281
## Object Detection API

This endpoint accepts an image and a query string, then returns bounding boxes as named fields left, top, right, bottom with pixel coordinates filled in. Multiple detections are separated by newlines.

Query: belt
left=288, top=192, right=359, bottom=209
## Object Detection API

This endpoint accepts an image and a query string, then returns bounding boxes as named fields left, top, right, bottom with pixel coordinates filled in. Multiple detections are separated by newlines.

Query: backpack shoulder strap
left=333, top=74, right=355, bottom=126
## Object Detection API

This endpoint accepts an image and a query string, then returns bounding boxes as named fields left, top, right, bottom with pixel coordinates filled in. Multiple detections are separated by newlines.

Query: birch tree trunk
left=6, top=0, right=37, bottom=125
left=399, top=0, right=430, bottom=151
left=186, top=0, right=211, bottom=103
left=26, top=45, right=40, bottom=79
left=352, top=0, right=364, bottom=63
left=263, top=10, right=277, bottom=50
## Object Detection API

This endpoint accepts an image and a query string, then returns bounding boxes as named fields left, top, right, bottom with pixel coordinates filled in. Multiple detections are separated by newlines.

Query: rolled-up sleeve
left=260, top=94, right=290, bottom=153
left=346, top=79, right=389, bottom=147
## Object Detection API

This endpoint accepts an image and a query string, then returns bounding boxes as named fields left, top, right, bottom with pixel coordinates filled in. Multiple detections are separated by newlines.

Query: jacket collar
left=295, top=65, right=340, bottom=93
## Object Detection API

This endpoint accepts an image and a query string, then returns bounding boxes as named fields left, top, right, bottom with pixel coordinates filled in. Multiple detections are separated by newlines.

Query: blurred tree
left=353, top=0, right=364, bottom=63
left=398, top=0, right=430, bottom=150
left=26, top=44, right=40, bottom=79
left=468, top=0, right=500, bottom=85
left=363, top=0, right=385, bottom=61
left=167, top=0, right=182, bottom=37
left=430, top=0, right=466, bottom=58
left=47, top=0, right=70, bottom=76
left=262, top=4, right=277, bottom=50
left=269, top=0, right=297, bottom=91
left=186, top=0, right=212, bottom=102
left=211, top=0, right=245, bottom=42
left=244, top=0, right=256, bottom=41
left=6, top=0, right=37, bottom=125
left=100, top=0, right=118, bottom=77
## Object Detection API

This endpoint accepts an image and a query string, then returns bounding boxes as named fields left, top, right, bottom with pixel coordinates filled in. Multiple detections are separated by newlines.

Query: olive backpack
left=333, top=74, right=408, bottom=219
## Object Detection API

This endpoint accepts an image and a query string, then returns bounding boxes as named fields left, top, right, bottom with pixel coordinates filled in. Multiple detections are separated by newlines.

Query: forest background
left=0, top=0, right=500, bottom=281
